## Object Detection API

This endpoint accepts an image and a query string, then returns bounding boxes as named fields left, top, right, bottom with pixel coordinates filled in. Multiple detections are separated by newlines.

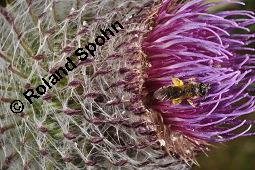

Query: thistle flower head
left=0, top=0, right=255, bottom=169
left=142, top=0, right=255, bottom=160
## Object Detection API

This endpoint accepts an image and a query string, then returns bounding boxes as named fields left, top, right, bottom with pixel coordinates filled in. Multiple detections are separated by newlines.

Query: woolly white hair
left=0, top=0, right=188, bottom=169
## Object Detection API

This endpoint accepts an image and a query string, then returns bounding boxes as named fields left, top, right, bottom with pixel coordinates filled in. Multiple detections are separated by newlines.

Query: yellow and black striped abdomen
left=154, top=84, right=202, bottom=101
left=167, top=84, right=198, bottom=98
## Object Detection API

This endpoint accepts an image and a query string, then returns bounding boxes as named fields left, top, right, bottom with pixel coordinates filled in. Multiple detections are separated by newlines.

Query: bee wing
left=172, top=77, right=184, bottom=87
left=188, top=78, right=197, bottom=84
left=153, top=87, right=168, bottom=101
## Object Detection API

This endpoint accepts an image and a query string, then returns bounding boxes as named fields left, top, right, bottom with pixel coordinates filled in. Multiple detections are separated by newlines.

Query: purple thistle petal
left=142, top=0, right=255, bottom=143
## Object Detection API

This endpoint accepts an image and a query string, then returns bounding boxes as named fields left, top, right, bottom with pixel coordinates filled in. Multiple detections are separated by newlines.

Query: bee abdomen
left=166, top=86, right=183, bottom=99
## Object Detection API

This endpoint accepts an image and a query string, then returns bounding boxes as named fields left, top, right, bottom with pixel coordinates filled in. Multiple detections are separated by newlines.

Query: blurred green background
left=193, top=137, right=255, bottom=170
left=193, top=0, right=255, bottom=170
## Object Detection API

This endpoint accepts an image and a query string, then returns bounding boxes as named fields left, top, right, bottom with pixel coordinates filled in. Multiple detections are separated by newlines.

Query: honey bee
left=153, top=77, right=210, bottom=107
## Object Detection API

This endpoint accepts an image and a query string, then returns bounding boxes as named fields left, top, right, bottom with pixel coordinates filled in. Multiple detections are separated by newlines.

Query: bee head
left=199, top=83, right=209, bottom=96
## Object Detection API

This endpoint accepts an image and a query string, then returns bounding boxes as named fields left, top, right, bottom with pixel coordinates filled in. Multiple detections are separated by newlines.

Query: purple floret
left=142, top=0, right=255, bottom=142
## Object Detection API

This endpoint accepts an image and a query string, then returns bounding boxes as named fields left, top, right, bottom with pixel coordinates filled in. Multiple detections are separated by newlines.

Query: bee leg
left=172, top=98, right=182, bottom=105
left=172, top=77, right=184, bottom=87
left=187, top=99, right=196, bottom=107
left=188, top=78, right=196, bottom=84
